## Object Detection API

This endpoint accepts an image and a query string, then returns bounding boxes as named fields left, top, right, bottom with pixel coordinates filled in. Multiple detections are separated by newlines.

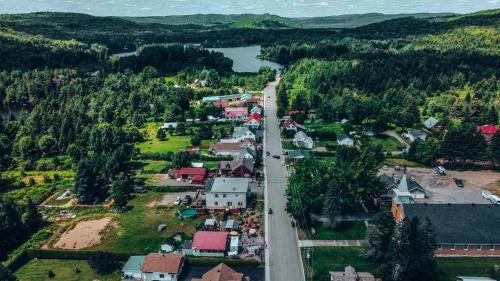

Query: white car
left=174, top=196, right=181, bottom=205
left=489, top=195, right=500, bottom=205
left=482, top=190, right=493, bottom=200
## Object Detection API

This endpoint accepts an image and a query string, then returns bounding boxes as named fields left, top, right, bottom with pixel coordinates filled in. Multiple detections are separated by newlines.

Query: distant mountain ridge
left=123, top=12, right=457, bottom=28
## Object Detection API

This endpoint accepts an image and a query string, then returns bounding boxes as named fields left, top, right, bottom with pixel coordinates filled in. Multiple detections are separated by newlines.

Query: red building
left=478, top=125, right=499, bottom=142
left=218, top=158, right=254, bottom=178
left=172, top=168, right=207, bottom=182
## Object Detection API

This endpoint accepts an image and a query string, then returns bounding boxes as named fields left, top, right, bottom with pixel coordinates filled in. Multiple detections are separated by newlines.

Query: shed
left=161, top=237, right=176, bottom=252
left=121, top=255, right=145, bottom=279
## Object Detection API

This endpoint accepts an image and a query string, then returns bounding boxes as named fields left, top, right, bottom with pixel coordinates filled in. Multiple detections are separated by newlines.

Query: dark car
left=266, top=151, right=270, bottom=156
left=272, top=155, right=280, bottom=159
left=454, top=178, right=464, bottom=188
left=268, top=208, right=273, bottom=214
left=183, top=195, right=192, bottom=204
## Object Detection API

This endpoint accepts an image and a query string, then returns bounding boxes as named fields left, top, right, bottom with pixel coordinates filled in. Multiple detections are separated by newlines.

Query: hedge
left=26, top=249, right=133, bottom=261
left=152, top=185, right=201, bottom=192
left=199, top=155, right=232, bottom=161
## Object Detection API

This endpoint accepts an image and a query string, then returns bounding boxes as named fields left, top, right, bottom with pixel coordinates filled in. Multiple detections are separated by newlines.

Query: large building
left=205, top=177, right=250, bottom=209
left=396, top=203, right=500, bottom=256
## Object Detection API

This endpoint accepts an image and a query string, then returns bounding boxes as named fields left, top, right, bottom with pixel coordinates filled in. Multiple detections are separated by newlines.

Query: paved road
left=263, top=76, right=305, bottom=281
left=298, top=240, right=366, bottom=247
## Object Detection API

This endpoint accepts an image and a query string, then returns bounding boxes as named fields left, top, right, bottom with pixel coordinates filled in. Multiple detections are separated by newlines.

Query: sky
left=1, top=0, right=499, bottom=17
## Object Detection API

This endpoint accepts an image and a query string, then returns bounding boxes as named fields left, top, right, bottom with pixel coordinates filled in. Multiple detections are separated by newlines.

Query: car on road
left=266, top=151, right=270, bottom=156
left=174, top=196, right=181, bottom=205
left=490, top=195, right=500, bottom=205
left=268, top=208, right=273, bottom=214
left=436, top=166, right=446, bottom=175
left=482, top=190, right=492, bottom=200
left=272, top=155, right=280, bottom=159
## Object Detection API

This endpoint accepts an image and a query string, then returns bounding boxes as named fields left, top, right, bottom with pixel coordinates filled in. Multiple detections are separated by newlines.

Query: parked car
left=436, top=166, right=446, bottom=175
left=454, top=178, right=464, bottom=188
left=158, top=224, right=167, bottom=232
left=382, top=165, right=389, bottom=170
left=394, top=165, right=401, bottom=171
left=272, top=155, right=280, bottom=159
left=183, top=195, right=192, bottom=205
left=174, top=196, right=181, bottom=205
left=490, top=195, right=500, bottom=205
left=482, top=190, right=492, bottom=200
left=266, top=151, right=270, bottom=156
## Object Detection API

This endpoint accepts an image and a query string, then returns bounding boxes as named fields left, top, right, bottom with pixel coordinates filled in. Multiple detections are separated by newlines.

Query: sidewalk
left=298, top=239, right=366, bottom=247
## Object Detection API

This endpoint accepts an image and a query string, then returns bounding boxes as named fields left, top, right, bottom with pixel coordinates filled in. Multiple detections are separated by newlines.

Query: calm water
left=207, top=46, right=282, bottom=73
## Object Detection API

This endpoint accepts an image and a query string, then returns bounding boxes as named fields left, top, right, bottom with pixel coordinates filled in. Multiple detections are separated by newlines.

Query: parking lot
left=158, top=191, right=200, bottom=206
left=385, top=167, right=500, bottom=204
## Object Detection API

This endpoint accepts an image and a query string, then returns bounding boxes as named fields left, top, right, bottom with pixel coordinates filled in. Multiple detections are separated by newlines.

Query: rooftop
left=206, top=177, right=250, bottom=193
left=122, top=255, right=145, bottom=273
left=403, top=203, right=500, bottom=244
left=192, top=231, right=229, bottom=251
left=192, top=263, right=243, bottom=281
left=141, top=253, right=184, bottom=273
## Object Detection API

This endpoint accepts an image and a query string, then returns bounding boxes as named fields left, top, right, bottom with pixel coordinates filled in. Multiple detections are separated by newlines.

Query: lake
left=207, top=45, right=283, bottom=73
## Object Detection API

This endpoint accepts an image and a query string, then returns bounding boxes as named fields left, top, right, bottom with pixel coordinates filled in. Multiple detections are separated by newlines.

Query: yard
left=92, top=192, right=202, bottom=254
left=366, top=136, right=400, bottom=152
left=308, top=221, right=367, bottom=240
left=437, top=257, right=500, bottom=281
left=305, top=122, right=344, bottom=135
left=304, top=247, right=375, bottom=281
left=15, top=259, right=121, bottom=281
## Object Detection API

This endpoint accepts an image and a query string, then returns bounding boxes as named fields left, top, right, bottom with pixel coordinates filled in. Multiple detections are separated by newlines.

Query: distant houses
left=232, top=126, right=256, bottom=141
left=205, top=177, right=250, bottom=209
left=244, top=112, right=262, bottom=129
left=293, top=131, right=314, bottom=149
left=225, top=107, right=249, bottom=122
left=203, top=93, right=243, bottom=104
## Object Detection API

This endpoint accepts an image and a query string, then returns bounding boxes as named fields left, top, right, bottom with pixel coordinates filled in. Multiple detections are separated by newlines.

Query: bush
left=87, top=252, right=120, bottom=274
left=48, top=270, right=55, bottom=278
left=138, top=152, right=174, bottom=161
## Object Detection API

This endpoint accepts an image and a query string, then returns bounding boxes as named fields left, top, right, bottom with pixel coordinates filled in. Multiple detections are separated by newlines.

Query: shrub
left=48, top=270, right=55, bottom=278
left=88, top=252, right=119, bottom=274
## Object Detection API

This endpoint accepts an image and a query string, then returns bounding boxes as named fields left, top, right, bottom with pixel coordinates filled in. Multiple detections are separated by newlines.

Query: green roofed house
left=122, top=255, right=145, bottom=279
left=240, top=93, right=252, bottom=101
left=202, top=93, right=243, bottom=103
left=288, top=149, right=310, bottom=162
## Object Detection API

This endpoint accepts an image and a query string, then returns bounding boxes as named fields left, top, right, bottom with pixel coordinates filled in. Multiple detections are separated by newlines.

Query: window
left=491, top=245, right=496, bottom=251
left=464, top=244, right=469, bottom=250
left=451, top=244, right=456, bottom=250
left=478, top=245, right=483, bottom=251
left=223, top=194, right=226, bottom=198
left=238, top=201, right=243, bottom=206
left=159, top=274, right=165, bottom=278
left=228, top=201, right=232, bottom=206
left=215, top=194, right=219, bottom=198
left=437, top=244, right=442, bottom=250
left=235, top=194, right=238, bottom=197
left=214, top=201, right=218, bottom=206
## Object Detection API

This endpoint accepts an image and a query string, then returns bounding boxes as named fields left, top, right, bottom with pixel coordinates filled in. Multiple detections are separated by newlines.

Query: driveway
left=263, top=76, right=305, bottom=281
left=158, top=191, right=200, bottom=206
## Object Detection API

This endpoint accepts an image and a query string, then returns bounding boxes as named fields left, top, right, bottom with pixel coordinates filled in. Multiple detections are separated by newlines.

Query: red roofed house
left=282, top=119, right=305, bottom=132
left=172, top=168, right=207, bottom=183
left=189, top=231, right=228, bottom=257
left=244, top=112, right=262, bottom=129
left=225, top=107, right=249, bottom=122
left=478, top=125, right=499, bottom=142
left=192, top=263, right=248, bottom=281
left=141, top=253, right=185, bottom=281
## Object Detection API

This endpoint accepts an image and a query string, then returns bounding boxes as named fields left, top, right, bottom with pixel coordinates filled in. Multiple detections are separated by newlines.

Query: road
left=263, top=76, right=305, bottom=281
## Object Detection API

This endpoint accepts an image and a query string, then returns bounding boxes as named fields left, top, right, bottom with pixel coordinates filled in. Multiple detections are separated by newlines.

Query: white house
left=282, top=119, right=305, bottom=132
left=123, top=253, right=184, bottom=281
left=244, top=112, right=262, bottom=129
left=122, top=256, right=145, bottom=280
left=293, top=131, right=314, bottom=149
left=232, top=126, right=256, bottom=141
left=403, top=129, right=428, bottom=142
left=236, top=147, right=256, bottom=161
left=159, top=122, right=178, bottom=129
left=205, top=178, right=250, bottom=209
left=337, top=134, right=354, bottom=146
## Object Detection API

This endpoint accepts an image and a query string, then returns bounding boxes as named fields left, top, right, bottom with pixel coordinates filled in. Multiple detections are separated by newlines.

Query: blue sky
left=1, top=0, right=499, bottom=17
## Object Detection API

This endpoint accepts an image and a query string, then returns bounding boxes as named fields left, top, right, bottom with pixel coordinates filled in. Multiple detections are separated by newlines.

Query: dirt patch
left=485, top=180, right=500, bottom=196
left=53, top=217, right=113, bottom=250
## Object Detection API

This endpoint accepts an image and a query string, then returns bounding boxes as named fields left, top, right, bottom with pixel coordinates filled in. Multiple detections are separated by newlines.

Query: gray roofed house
left=423, top=117, right=440, bottom=129
left=205, top=178, right=250, bottom=209
left=232, top=126, right=256, bottom=141
left=122, top=255, right=145, bottom=279
left=402, top=204, right=500, bottom=245
left=395, top=174, right=426, bottom=199
left=337, top=134, right=354, bottom=146
left=288, top=149, right=310, bottom=161
left=403, top=129, right=428, bottom=142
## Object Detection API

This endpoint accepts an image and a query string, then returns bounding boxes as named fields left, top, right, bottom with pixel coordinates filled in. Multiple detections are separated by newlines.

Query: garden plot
left=53, top=217, right=114, bottom=250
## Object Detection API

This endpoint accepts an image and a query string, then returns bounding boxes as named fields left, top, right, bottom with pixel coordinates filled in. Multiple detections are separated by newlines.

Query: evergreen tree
left=22, top=198, right=44, bottom=230
left=172, top=151, right=191, bottom=169
left=365, top=209, right=395, bottom=263
left=156, top=128, right=167, bottom=141
left=0, top=264, right=16, bottom=281
left=0, top=196, right=26, bottom=259
left=111, top=173, right=131, bottom=210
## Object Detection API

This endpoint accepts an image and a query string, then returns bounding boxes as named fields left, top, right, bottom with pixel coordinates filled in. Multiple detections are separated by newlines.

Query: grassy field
left=306, top=122, right=344, bottom=135
left=437, top=257, right=500, bottom=281
left=15, top=259, right=121, bottom=281
left=385, top=158, right=426, bottom=168
left=367, top=136, right=400, bottom=152
left=137, top=160, right=169, bottom=173
left=309, top=221, right=367, bottom=240
left=93, top=192, right=202, bottom=254
left=306, top=247, right=375, bottom=281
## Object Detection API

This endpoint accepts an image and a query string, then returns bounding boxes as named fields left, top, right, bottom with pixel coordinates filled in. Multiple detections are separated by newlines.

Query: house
left=141, top=253, right=185, bottom=281
left=224, top=219, right=241, bottom=232
left=282, top=119, right=305, bottom=132
left=159, top=122, right=178, bottom=129
left=203, top=93, right=242, bottom=103
left=190, top=231, right=229, bottom=257
left=383, top=174, right=426, bottom=200
left=236, top=147, right=256, bottom=161
left=293, top=131, right=314, bottom=149
left=423, top=117, right=440, bottom=130
left=232, top=126, right=256, bottom=141
left=287, top=149, right=310, bottom=162
left=341, top=118, right=349, bottom=124
left=225, top=107, right=249, bottom=122
left=244, top=112, right=262, bottom=129
left=337, top=134, right=354, bottom=146
left=478, top=125, right=499, bottom=142
left=122, top=255, right=145, bottom=280
left=161, top=237, right=176, bottom=252
left=240, top=93, right=252, bottom=101
left=250, top=105, right=262, bottom=115
left=172, top=168, right=207, bottom=182
left=396, top=204, right=500, bottom=256
left=403, top=129, right=428, bottom=142
left=209, top=142, right=248, bottom=157
left=330, top=266, right=375, bottom=281
left=191, top=263, right=247, bottom=281
left=218, top=158, right=254, bottom=178
left=362, top=127, right=375, bottom=137
left=203, top=218, right=217, bottom=230
left=220, top=138, right=261, bottom=151
left=205, top=178, right=250, bottom=209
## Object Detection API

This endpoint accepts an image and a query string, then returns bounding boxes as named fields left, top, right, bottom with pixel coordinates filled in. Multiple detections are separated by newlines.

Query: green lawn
left=385, top=158, right=426, bottom=168
left=138, top=160, right=169, bottom=173
left=15, top=259, right=121, bottom=281
left=306, top=122, right=344, bottom=135
left=309, top=221, right=367, bottom=240
left=367, top=136, right=400, bottom=152
left=437, top=257, right=500, bottom=281
left=92, top=192, right=202, bottom=254
left=306, top=247, right=375, bottom=281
